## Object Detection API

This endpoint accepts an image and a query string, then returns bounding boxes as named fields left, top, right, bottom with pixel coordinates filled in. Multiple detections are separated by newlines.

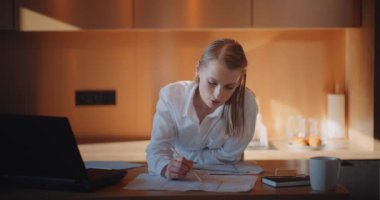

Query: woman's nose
left=213, top=86, right=223, bottom=100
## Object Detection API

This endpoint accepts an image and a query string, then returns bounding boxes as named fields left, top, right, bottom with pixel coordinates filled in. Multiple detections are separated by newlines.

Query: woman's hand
left=162, top=156, right=194, bottom=179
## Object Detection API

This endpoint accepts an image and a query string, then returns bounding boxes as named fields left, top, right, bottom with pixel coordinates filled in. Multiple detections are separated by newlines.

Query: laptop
left=0, top=114, right=127, bottom=192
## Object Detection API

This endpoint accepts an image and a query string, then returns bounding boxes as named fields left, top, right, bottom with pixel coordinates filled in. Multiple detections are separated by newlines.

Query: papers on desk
left=84, top=161, right=144, bottom=170
left=125, top=162, right=262, bottom=192
left=125, top=173, right=257, bottom=192
left=194, top=162, right=264, bottom=175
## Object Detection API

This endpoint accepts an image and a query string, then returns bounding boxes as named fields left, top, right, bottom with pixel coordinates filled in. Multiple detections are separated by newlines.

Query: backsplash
left=0, top=29, right=349, bottom=142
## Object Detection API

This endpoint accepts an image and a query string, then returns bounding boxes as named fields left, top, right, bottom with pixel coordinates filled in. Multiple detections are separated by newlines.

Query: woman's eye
left=208, top=81, right=217, bottom=87
left=225, top=86, right=234, bottom=90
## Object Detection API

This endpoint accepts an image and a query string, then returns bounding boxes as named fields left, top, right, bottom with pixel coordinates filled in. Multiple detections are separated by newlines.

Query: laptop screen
left=0, top=114, right=88, bottom=181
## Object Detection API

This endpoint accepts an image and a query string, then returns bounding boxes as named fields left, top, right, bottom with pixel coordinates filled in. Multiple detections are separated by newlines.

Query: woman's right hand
left=162, top=156, right=194, bottom=179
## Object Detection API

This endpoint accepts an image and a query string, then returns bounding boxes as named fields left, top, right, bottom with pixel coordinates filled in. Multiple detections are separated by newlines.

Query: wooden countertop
left=78, top=139, right=380, bottom=162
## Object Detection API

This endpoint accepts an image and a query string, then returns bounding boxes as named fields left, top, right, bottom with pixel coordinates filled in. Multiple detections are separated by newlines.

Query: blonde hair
left=197, top=39, right=248, bottom=137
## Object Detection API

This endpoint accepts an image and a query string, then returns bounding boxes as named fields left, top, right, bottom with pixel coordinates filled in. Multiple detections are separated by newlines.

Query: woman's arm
left=146, top=90, right=176, bottom=176
left=146, top=91, right=195, bottom=178
left=187, top=129, right=254, bottom=164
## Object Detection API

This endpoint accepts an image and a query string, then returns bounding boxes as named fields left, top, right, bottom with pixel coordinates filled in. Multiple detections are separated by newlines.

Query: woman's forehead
left=201, top=60, right=242, bottom=84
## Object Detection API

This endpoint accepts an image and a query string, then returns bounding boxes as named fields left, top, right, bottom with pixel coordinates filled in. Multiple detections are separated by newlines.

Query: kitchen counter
left=245, top=138, right=380, bottom=160
left=79, top=139, right=380, bottom=162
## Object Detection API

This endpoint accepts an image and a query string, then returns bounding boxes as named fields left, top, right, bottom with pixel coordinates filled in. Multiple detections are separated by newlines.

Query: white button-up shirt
left=146, top=81, right=258, bottom=175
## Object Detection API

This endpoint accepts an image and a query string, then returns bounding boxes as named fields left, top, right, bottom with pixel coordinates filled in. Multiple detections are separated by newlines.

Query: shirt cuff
left=149, top=158, right=171, bottom=177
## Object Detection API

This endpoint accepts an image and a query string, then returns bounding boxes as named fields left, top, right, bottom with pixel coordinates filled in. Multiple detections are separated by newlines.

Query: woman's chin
left=208, top=102, right=221, bottom=109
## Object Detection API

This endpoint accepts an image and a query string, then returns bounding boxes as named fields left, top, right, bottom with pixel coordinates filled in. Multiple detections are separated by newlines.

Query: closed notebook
left=262, top=176, right=310, bottom=187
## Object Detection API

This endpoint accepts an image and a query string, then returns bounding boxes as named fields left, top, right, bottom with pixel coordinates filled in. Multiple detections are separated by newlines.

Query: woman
left=146, top=38, right=258, bottom=179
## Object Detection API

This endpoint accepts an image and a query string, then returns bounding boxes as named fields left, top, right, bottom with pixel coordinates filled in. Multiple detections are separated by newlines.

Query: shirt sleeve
left=146, top=88, right=176, bottom=176
left=187, top=91, right=258, bottom=164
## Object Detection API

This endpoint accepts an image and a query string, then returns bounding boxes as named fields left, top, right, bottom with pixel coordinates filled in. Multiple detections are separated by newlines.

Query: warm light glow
left=327, top=119, right=343, bottom=138
left=186, top=0, right=200, bottom=27
left=20, top=7, right=80, bottom=31
left=270, top=99, right=302, bottom=139
left=348, top=128, right=374, bottom=151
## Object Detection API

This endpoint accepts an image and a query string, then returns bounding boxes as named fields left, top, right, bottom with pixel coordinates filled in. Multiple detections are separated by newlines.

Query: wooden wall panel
left=252, top=0, right=361, bottom=27
left=0, top=30, right=346, bottom=143
left=345, top=0, right=375, bottom=150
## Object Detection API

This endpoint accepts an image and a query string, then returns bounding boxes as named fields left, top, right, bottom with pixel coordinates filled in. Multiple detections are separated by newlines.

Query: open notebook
left=0, top=114, right=127, bottom=192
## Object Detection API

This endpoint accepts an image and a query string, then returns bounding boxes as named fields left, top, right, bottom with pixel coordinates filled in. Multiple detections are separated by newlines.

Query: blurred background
left=0, top=0, right=376, bottom=152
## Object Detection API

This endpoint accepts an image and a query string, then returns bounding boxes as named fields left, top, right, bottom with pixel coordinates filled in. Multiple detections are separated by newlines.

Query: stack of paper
left=125, top=173, right=257, bottom=192
left=125, top=162, right=263, bottom=192
left=194, top=162, right=264, bottom=175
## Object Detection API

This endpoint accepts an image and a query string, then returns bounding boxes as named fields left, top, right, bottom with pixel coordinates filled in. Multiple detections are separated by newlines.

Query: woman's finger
left=173, top=157, right=194, bottom=170
left=167, top=171, right=187, bottom=179
left=169, top=160, right=189, bottom=174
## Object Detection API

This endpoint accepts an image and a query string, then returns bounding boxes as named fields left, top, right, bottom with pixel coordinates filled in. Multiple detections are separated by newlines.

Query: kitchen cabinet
left=14, top=0, right=133, bottom=31
left=0, top=0, right=14, bottom=30
left=134, top=0, right=361, bottom=29
left=6, top=0, right=363, bottom=31
left=133, top=0, right=252, bottom=29
left=252, top=0, right=361, bottom=27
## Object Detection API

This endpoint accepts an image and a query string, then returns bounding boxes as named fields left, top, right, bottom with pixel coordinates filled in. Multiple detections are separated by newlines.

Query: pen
left=170, top=146, right=203, bottom=182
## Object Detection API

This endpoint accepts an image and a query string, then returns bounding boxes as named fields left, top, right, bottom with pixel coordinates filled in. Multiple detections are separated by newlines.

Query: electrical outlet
left=75, top=90, right=116, bottom=106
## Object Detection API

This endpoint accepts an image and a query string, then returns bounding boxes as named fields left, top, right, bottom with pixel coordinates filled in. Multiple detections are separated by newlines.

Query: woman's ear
left=195, top=62, right=201, bottom=83
left=195, top=61, right=200, bottom=76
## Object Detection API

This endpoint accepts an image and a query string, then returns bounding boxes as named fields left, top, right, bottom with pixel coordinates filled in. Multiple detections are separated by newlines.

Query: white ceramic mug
left=309, top=156, right=341, bottom=191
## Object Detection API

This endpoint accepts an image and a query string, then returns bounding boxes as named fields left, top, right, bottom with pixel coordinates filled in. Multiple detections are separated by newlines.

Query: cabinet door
left=14, top=0, right=132, bottom=31
left=134, top=0, right=252, bottom=29
left=252, top=0, right=361, bottom=27
left=0, top=0, right=14, bottom=30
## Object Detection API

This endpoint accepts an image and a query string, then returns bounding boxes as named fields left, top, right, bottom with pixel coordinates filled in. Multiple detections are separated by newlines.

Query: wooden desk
left=0, top=160, right=349, bottom=200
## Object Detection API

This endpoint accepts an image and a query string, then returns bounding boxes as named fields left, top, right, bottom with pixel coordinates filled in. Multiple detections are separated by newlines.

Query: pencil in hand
left=170, top=146, right=203, bottom=182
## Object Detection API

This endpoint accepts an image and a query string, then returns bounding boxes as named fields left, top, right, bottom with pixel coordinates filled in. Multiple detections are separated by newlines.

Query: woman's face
left=197, top=60, right=242, bottom=110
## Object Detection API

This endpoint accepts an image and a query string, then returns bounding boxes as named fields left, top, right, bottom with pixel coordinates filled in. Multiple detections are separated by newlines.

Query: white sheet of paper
left=125, top=173, right=257, bottom=192
left=84, top=161, right=144, bottom=170
left=194, top=162, right=264, bottom=175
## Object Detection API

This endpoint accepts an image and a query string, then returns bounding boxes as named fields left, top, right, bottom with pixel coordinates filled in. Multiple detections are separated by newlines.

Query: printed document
left=125, top=173, right=257, bottom=192
left=194, top=162, right=264, bottom=175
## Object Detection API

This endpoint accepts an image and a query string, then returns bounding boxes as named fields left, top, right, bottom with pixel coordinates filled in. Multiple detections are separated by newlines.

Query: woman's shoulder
left=244, top=88, right=258, bottom=113
left=244, top=87, right=256, bottom=101
left=159, top=80, right=195, bottom=100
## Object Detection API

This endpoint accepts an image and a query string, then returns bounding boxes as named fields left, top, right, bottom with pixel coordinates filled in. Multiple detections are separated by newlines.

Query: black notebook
left=0, top=114, right=127, bottom=192
left=262, top=176, right=310, bottom=187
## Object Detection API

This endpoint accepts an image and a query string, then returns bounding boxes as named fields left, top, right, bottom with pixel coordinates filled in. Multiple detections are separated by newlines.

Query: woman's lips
left=210, top=99, right=220, bottom=106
